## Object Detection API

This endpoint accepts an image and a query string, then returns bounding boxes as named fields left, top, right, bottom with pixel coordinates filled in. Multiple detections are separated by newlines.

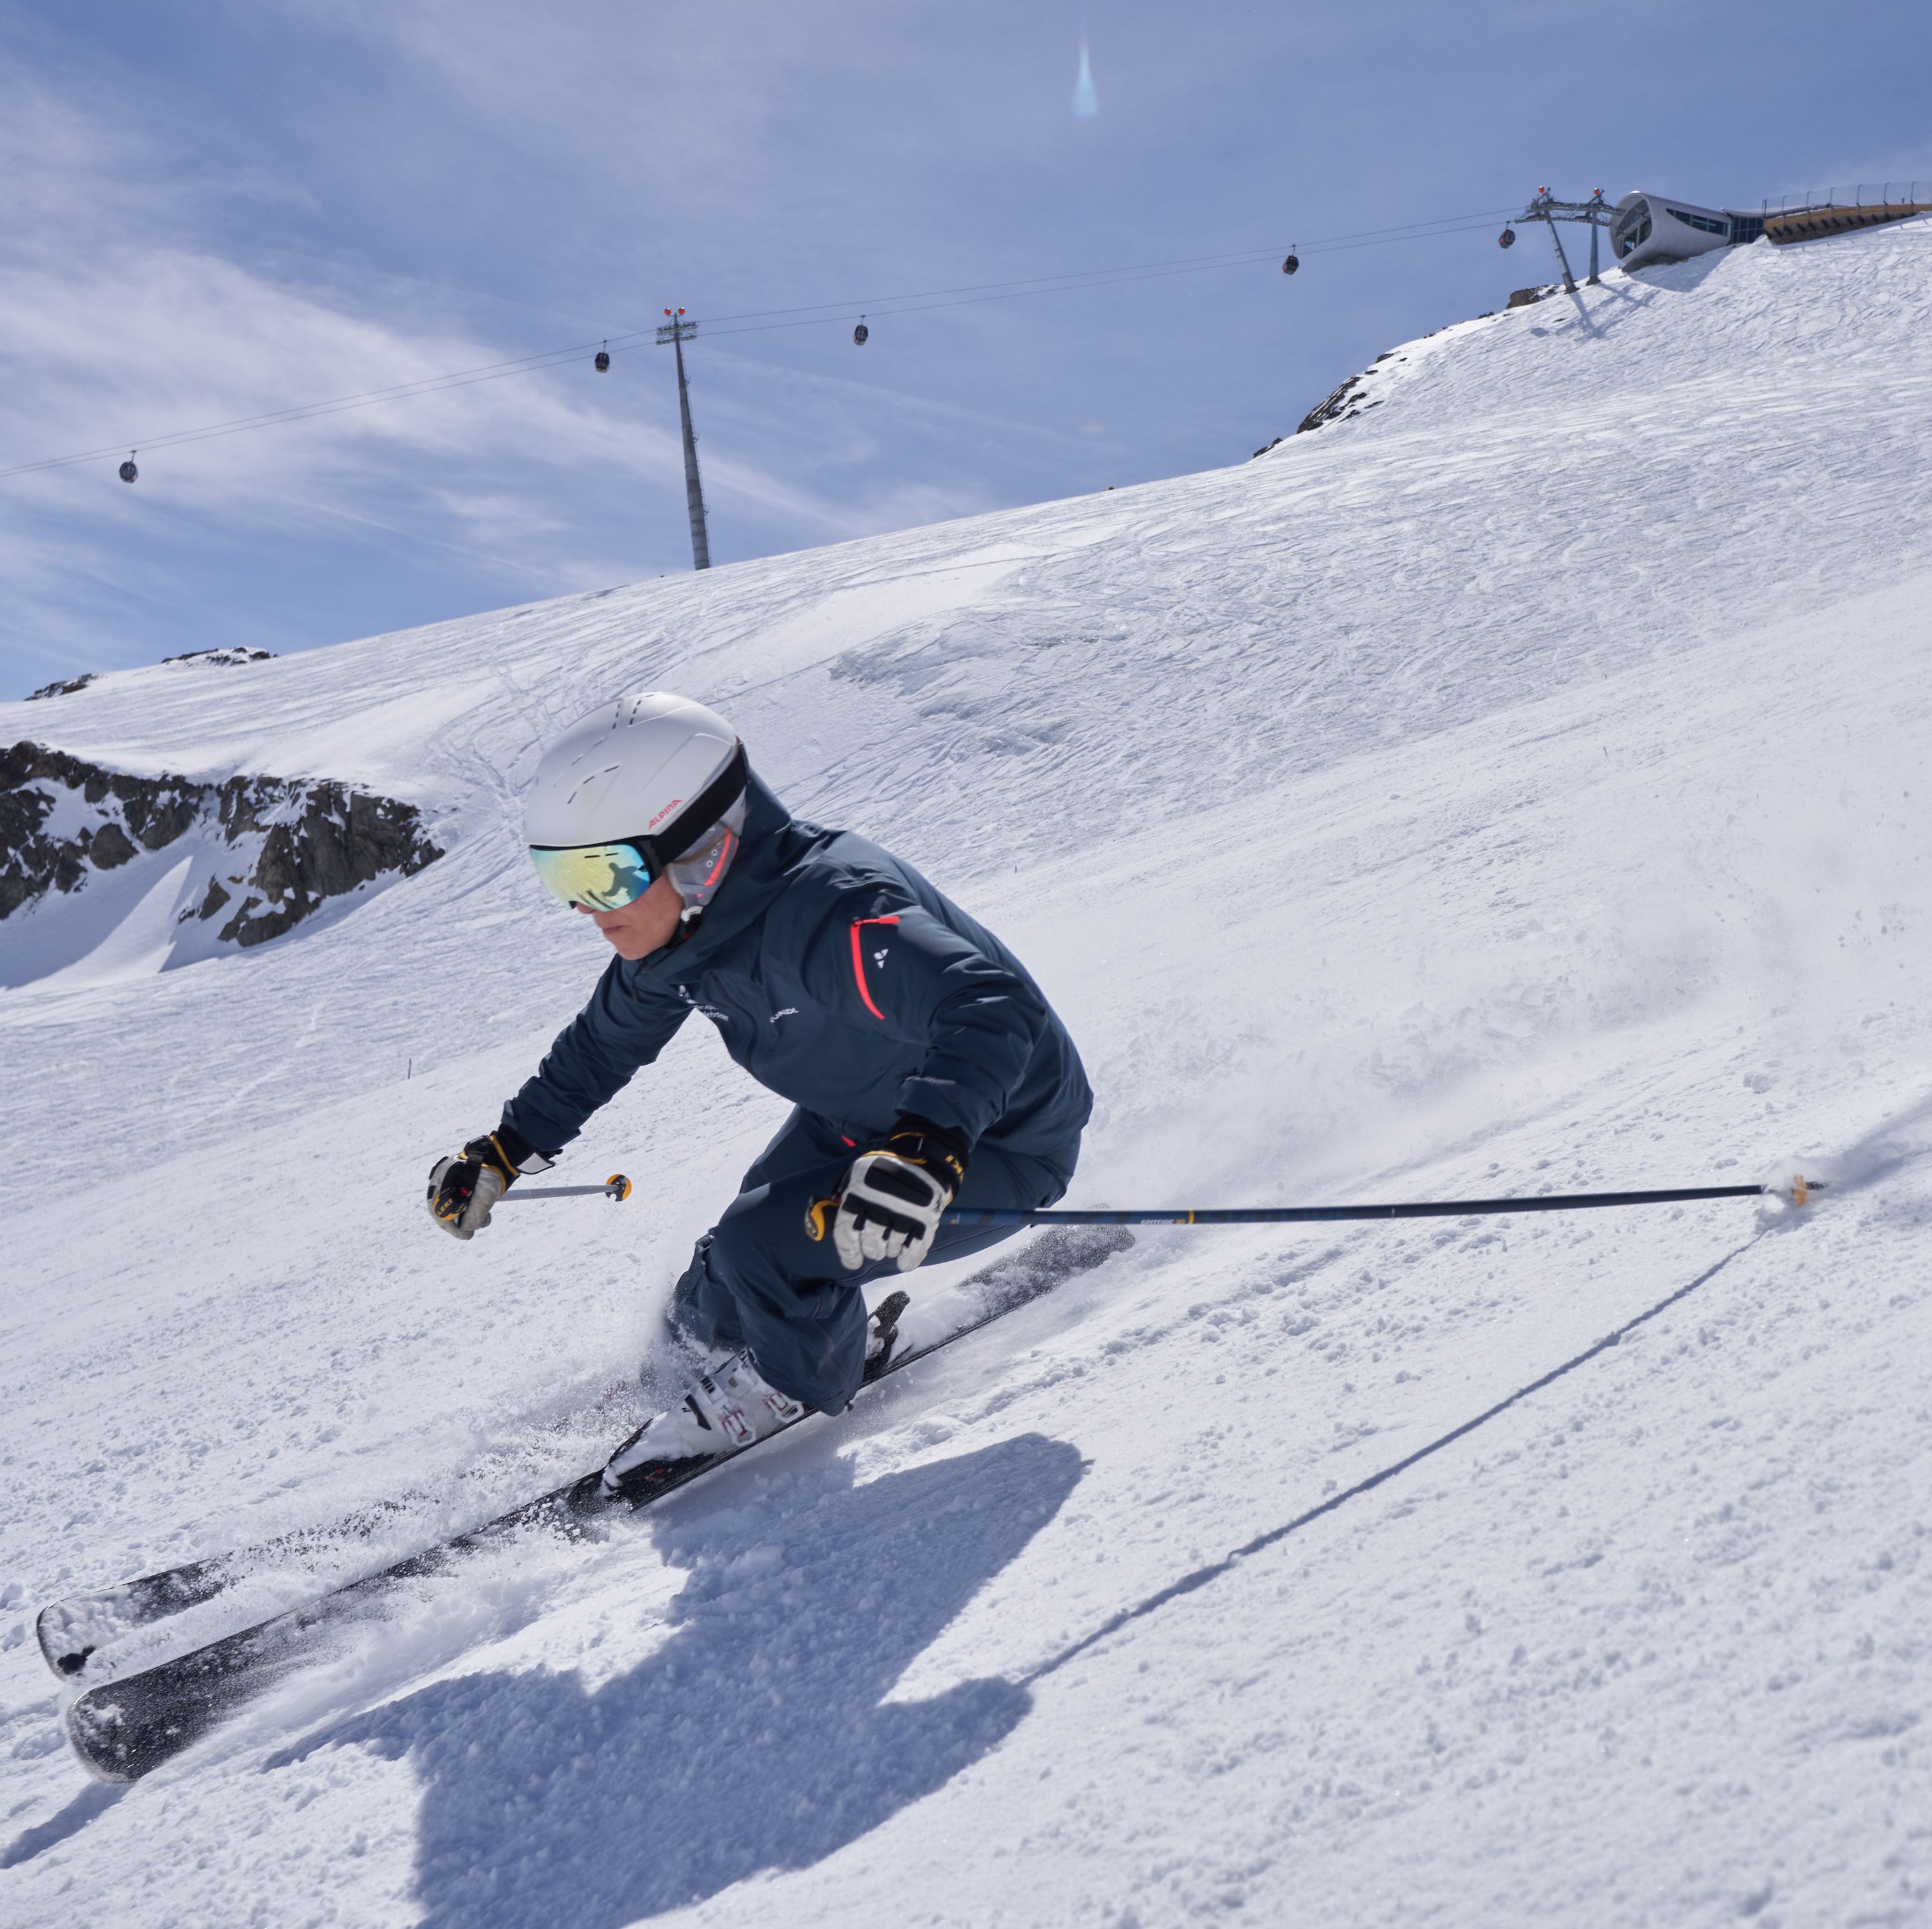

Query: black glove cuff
left=465, top=1123, right=555, bottom=1181
left=491, top=1121, right=541, bottom=1170
left=885, top=1114, right=970, bottom=1191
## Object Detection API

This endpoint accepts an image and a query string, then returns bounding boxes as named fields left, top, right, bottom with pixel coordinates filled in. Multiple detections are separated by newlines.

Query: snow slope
left=3, top=226, right=1931, bottom=1926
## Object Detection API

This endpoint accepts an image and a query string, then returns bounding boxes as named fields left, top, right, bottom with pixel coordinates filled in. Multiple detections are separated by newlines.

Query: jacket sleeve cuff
left=492, top=1119, right=559, bottom=1174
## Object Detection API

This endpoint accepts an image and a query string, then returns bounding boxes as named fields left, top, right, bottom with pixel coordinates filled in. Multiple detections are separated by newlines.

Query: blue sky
left=3, top=0, right=1929, bottom=699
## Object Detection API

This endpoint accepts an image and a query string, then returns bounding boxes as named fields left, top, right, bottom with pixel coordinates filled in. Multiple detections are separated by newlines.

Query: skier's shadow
left=286, top=1432, right=1082, bottom=1927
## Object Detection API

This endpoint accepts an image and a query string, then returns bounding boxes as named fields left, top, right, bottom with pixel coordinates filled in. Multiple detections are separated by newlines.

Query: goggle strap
left=645, top=741, right=747, bottom=870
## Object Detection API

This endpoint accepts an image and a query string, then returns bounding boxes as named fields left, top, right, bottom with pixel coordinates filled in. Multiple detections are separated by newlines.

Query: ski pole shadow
left=1022, top=1233, right=1767, bottom=1687
left=279, top=1432, right=1084, bottom=1928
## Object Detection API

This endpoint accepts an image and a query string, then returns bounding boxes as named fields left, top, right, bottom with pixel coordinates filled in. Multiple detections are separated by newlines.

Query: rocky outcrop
left=1297, top=350, right=1406, bottom=436
left=26, top=674, right=97, bottom=702
left=160, top=647, right=275, bottom=668
left=1, top=741, right=443, bottom=948
left=1246, top=351, right=1409, bottom=454
left=1297, top=375, right=1370, bottom=434
left=27, top=648, right=272, bottom=703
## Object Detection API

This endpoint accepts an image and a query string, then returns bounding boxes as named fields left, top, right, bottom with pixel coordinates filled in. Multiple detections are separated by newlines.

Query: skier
left=427, top=691, right=1091, bottom=1494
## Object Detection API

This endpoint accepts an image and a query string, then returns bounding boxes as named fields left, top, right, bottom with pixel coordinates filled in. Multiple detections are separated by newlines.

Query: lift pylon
left=656, top=308, right=710, bottom=571
left=1515, top=188, right=1612, bottom=290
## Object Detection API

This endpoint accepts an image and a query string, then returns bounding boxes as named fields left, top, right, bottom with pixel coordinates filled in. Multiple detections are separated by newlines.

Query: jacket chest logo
left=675, top=983, right=729, bottom=1023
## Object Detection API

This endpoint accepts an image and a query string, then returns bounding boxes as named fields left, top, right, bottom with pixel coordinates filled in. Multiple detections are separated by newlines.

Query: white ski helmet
left=525, top=692, right=749, bottom=914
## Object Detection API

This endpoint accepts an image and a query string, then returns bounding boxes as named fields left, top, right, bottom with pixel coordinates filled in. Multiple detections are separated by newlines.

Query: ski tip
left=34, top=1605, right=93, bottom=1682
left=65, top=1692, right=146, bottom=1785
left=606, top=1173, right=633, bottom=1202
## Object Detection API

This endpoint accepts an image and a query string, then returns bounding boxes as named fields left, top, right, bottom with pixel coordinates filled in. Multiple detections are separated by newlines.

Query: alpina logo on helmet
left=648, top=798, right=686, bottom=831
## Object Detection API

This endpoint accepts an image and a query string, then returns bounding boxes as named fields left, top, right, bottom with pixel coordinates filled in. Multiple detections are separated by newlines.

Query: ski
left=37, top=1498, right=425, bottom=1683
left=62, top=1227, right=1131, bottom=1784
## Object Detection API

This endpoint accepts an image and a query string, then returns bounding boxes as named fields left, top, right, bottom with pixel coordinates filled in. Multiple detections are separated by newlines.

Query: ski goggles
left=527, top=742, right=748, bottom=912
left=527, top=840, right=658, bottom=911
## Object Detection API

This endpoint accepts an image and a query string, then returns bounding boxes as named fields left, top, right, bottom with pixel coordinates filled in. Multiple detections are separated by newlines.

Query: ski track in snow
left=3, top=230, right=1931, bottom=1926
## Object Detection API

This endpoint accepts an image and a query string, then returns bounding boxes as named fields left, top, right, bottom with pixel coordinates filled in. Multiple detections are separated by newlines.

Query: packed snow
left=3, top=225, right=1931, bottom=1926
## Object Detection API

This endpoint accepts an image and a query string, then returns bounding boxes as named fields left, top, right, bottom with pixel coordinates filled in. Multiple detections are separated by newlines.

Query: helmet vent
left=563, top=763, right=623, bottom=810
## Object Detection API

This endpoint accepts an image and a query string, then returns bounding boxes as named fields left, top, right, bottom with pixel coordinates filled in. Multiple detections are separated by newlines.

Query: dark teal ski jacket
left=502, top=773, right=1092, bottom=1173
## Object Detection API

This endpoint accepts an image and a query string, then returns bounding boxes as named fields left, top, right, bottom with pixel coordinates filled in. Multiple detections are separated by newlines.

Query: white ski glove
left=427, top=1128, right=550, bottom=1240
left=809, top=1117, right=967, bottom=1273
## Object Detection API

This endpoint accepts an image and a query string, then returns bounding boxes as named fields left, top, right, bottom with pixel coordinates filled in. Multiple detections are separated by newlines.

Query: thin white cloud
left=0, top=66, right=962, bottom=683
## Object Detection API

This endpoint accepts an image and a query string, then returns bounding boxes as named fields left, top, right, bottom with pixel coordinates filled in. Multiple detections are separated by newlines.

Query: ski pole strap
left=497, top=1173, right=633, bottom=1204
left=942, top=1182, right=1789, bottom=1229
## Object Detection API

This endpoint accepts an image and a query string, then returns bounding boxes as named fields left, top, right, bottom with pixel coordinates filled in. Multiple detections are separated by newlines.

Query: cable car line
left=691, top=221, right=1510, bottom=342
left=0, top=338, right=655, bottom=480
left=684, top=207, right=1517, bottom=328
left=0, top=205, right=1521, bottom=483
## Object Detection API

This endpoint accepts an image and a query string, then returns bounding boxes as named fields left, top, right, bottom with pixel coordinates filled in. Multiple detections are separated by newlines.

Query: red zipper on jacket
left=849, top=915, right=901, bottom=1021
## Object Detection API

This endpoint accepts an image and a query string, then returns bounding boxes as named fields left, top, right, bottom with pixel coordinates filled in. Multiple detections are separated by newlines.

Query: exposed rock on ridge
left=27, top=674, right=97, bottom=702
left=1, top=741, right=442, bottom=948
left=1297, top=350, right=1407, bottom=436
left=160, top=647, right=275, bottom=668
left=28, top=647, right=274, bottom=702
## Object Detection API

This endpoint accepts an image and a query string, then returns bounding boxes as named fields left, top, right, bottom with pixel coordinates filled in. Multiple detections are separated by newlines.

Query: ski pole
left=497, top=1173, right=633, bottom=1204
left=942, top=1176, right=1820, bottom=1229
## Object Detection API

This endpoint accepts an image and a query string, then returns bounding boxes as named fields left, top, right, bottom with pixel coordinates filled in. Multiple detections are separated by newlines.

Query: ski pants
left=668, top=1107, right=1079, bottom=1415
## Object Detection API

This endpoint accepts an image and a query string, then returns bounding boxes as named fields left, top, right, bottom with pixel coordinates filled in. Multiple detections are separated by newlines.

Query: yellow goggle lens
left=528, top=842, right=654, bottom=911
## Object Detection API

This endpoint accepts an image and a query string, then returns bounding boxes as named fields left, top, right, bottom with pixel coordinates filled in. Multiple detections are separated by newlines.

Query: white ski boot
left=601, top=1351, right=807, bottom=1496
